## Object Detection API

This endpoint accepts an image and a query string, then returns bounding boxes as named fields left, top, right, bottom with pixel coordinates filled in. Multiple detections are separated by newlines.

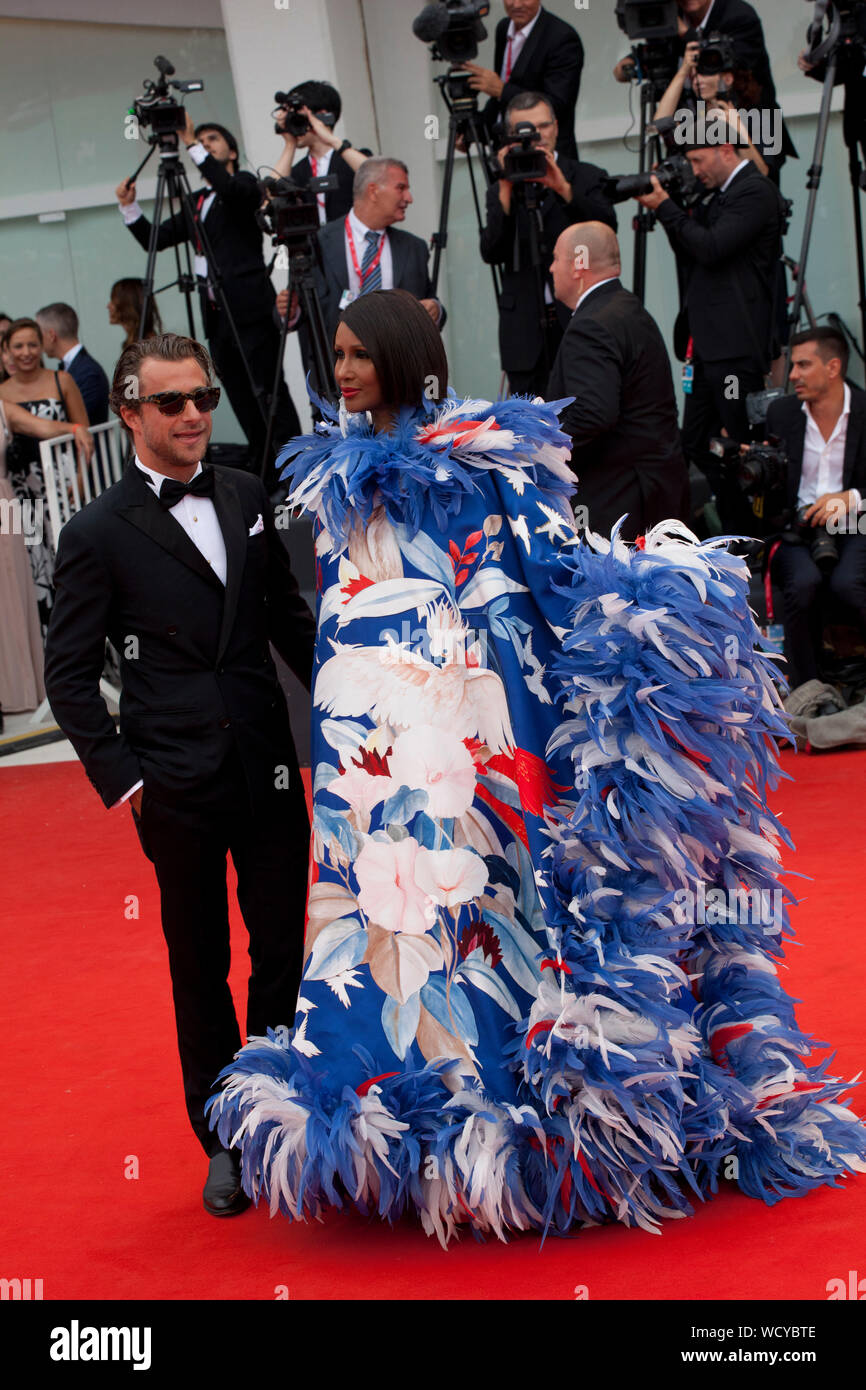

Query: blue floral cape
left=209, top=393, right=866, bottom=1245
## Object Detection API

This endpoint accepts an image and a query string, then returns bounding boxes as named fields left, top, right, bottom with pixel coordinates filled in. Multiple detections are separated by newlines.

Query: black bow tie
left=155, top=469, right=216, bottom=510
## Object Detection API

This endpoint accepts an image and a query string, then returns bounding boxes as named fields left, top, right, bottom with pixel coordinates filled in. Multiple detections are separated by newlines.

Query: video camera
left=132, top=55, right=203, bottom=140
left=412, top=0, right=490, bottom=64
left=500, top=122, right=548, bottom=183
left=273, top=91, right=338, bottom=139
left=257, top=175, right=332, bottom=250
left=615, top=0, right=681, bottom=87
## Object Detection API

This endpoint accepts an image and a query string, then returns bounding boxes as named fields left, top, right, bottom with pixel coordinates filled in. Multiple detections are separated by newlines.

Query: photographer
left=461, top=1, right=584, bottom=159
left=653, top=39, right=782, bottom=179
left=766, top=328, right=866, bottom=689
left=637, top=128, right=785, bottom=529
left=116, top=114, right=300, bottom=471
left=271, top=80, right=370, bottom=224
left=480, top=92, right=616, bottom=397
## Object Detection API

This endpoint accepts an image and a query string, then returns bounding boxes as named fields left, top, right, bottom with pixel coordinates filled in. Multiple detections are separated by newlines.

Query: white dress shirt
left=500, top=9, right=542, bottom=81
left=694, top=0, right=717, bottom=33
left=61, top=343, right=83, bottom=370
left=797, top=382, right=860, bottom=511
left=720, top=159, right=750, bottom=194
left=344, top=208, right=394, bottom=295
left=113, top=456, right=227, bottom=809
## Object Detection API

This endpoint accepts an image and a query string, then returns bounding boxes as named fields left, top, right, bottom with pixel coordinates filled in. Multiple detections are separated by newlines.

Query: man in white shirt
left=767, top=328, right=866, bottom=687
left=35, top=302, right=109, bottom=426
left=45, top=332, right=315, bottom=1217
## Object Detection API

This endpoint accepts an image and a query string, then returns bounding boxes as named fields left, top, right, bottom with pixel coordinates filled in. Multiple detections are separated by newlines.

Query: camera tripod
left=787, top=2, right=866, bottom=376
left=429, top=70, right=501, bottom=305
left=629, top=67, right=671, bottom=304
left=124, top=133, right=268, bottom=460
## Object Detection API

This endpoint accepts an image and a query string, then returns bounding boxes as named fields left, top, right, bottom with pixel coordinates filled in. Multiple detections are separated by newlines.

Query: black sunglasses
left=137, top=386, right=221, bottom=416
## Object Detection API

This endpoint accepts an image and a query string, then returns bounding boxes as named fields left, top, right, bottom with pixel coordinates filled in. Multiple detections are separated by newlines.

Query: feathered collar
left=277, top=390, right=576, bottom=542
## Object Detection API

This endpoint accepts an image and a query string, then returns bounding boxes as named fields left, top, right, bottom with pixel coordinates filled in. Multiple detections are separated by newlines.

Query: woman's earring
left=339, top=394, right=349, bottom=438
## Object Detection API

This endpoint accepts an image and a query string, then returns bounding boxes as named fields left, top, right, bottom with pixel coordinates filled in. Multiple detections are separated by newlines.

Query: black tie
left=156, top=469, right=216, bottom=510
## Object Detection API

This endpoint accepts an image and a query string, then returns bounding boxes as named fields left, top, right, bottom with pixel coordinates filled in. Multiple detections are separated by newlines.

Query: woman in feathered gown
left=209, top=289, right=866, bottom=1245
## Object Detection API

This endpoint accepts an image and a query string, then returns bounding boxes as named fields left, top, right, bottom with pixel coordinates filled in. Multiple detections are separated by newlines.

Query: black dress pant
left=205, top=303, right=301, bottom=480
left=132, top=751, right=309, bottom=1155
left=682, top=356, right=765, bottom=532
left=773, top=532, right=866, bottom=688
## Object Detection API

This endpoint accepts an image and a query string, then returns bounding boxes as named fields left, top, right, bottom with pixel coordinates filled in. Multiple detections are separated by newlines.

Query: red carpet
left=1, top=751, right=864, bottom=1301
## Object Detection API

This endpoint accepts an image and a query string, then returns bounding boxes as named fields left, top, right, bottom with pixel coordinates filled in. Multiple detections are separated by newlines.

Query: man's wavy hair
left=110, top=332, right=214, bottom=434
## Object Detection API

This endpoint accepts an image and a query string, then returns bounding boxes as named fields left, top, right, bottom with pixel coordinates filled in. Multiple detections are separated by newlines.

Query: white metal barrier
left=31, top=419, right=128, bottom=726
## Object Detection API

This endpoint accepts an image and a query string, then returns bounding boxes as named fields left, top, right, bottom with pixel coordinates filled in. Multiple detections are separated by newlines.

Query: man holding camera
left=462, top=0, right=584, bottom=159
left=637, top=126, right=785, bottom=529
left=116, top=114, right=300, bottom=475
left=271, top=80, right=369, bottom=224
left=766, top=328, right=866, bottom=689
left=480, top=92, right=616, bottom=398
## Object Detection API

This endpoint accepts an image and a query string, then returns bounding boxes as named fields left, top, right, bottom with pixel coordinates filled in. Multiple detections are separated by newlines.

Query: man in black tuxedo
left=272, top=80, right=370, bottom=225
left=276, top=157, right=445, bottom=392
left=765, top=329, right=866, bottom=688
left=480, top=91, right=616, bottom=397
left=461, top=0, right=584, bottom=159
left=44, top=333, right=315, bottom=1216
left=638, top=131, right=785, bottom=528
left=546, top=222, right=688, bottom=539
left=36, top=302, right=109, bottom=425
left=116, top=115, right=300, bottom=473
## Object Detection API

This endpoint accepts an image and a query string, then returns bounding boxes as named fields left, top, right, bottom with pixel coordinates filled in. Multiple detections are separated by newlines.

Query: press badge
left=339, top=289, right=358, bottom=310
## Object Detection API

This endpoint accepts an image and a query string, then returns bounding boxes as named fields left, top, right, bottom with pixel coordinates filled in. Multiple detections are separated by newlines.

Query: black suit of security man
left=547, top=278, right=688, bottom=539
left=483, top=8, right=584, bottom=159
left=480, top=156, right=617, bottom=397
left=766, top=387, right=866, bottom=686
left=44, top=462, right=315, bottom=1156
left=66, top=347, right=110, bottom=427
left=125, top=155, right=300, bottom=466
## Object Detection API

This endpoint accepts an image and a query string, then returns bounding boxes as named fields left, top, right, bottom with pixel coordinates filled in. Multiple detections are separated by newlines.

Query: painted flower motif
left=386, top=724, right=477, bottom=818
left=458, top=920, right=502, bottom=968
left=327, top=764, right=389, bottom=816
left=355, top=836, right=435, bottom=935
left=415, top=847, right=489, bottom=908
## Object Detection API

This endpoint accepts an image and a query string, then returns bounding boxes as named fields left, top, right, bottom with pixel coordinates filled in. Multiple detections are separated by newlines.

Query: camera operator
left=766, top=328, right=866, bottom=689
left=115, top=113, right=300, bottom=472
left=614, top=0, right=795, bottom=173
left=479, top=92, right=616, bottom=397
left=271, top=81, right=370, bottom=224
left=637, top=126, right=786, bottom=530
left=461, top=1, right=584, bottom=159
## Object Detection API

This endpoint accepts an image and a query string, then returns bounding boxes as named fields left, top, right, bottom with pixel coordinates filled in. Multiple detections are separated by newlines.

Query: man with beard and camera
left=116, top=114, right=301, bottom=476
left=44, top=332, right=315, bottom=1217
left=460, top=0, right=584, bottom=159
left=271, top=80, right=371, bottom=225
left=546, top=221, right=688, bottom=540
left=480, top=92, right=616, bottom=397
left=764, top=328, right=866, bottom=689
left=636, top=126, right=786, bottom=530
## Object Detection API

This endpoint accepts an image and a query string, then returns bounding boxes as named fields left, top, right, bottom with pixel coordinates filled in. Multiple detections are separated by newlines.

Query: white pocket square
left=248, top=513, right=264, bottom=536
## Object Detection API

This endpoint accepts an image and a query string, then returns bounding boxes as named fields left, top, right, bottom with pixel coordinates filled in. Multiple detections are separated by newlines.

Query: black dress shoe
left=203, top=1149, right=251, bottom=1217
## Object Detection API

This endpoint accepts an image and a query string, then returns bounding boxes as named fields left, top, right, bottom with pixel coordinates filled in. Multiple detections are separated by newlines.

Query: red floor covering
left=0, top=751, right=863, bottom=1302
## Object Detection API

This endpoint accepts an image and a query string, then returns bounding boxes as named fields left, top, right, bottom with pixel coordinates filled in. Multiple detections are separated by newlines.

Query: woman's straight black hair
left=337, top=289, right=448, bottom=408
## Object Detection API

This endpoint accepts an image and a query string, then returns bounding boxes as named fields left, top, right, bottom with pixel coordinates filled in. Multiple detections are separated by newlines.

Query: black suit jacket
left=291, top=147, right=371, bottom=223
left=480, top=156, right=616, bottom=373
left=655, top=161, right=784, bottom=371
left=683, top=0, right=796, bottom=160
left=766, top=387, right=866, bottom=516
left=66, top=346, right=109, bottom=426
left=126, top=155, right=276, bottom=328
left=483, top=8, right=584, bottom=159
left=546, top=279, right=688, bottom=538
left=313, top=218, right=444, bottom=350
left=44, top=464, right=315, bottom=812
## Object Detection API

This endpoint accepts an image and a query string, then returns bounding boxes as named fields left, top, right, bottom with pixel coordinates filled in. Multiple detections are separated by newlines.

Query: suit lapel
left=116, top=465, right=224, bottom=592
left=389, top=229, right=408, bottom=290
left=212, top=468, right=247, bottom=662
left=788, top=406, right=807, bottom=510
left=511, top=10, right=547, bottom=80
left=843, top=391, right=863, bottom=490
left=323, top=220, right=349, bottom=293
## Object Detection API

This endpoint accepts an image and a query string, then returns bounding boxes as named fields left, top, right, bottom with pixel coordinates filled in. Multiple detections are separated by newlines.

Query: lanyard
left=345, top=217, right=385, bottom=289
